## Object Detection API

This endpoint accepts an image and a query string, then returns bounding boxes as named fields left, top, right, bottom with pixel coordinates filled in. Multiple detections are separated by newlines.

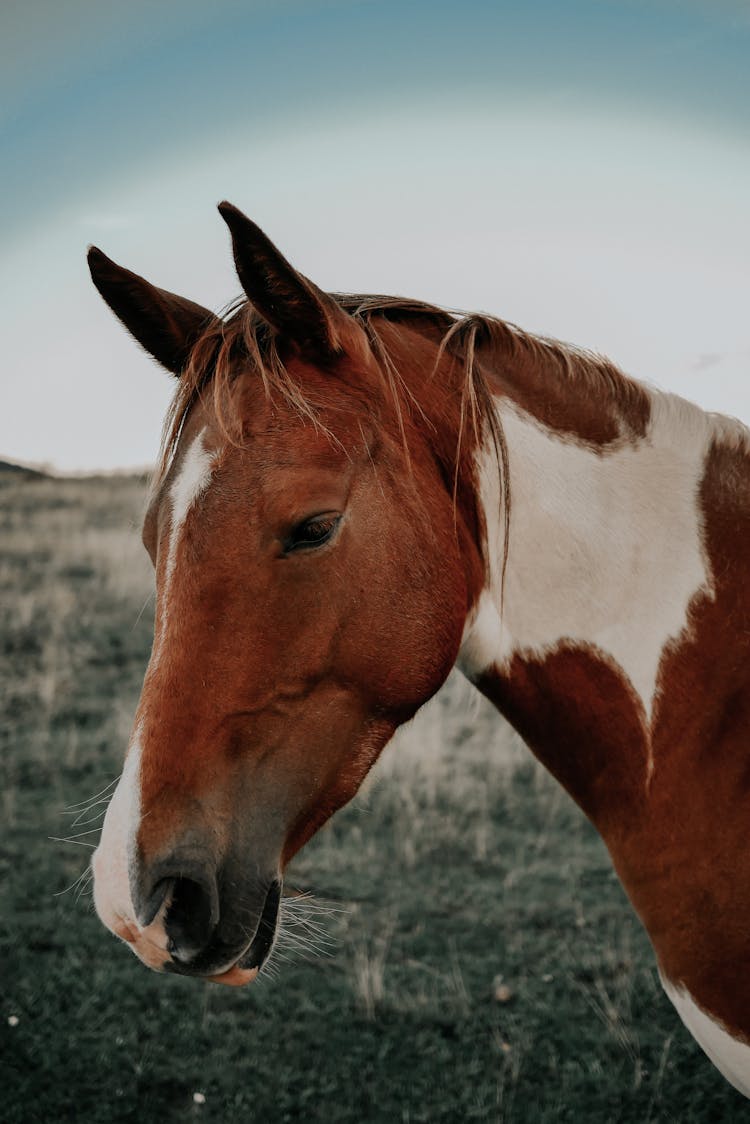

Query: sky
left=2, top=0, right=749, bottom=471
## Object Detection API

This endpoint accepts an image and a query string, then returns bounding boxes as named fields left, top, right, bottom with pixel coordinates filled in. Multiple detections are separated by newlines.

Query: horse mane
left=160, top=291, right=646, bottom=475
left=156, top=292, right=654, bottom=613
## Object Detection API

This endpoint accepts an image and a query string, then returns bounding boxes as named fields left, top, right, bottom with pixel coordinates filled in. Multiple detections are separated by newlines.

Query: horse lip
left=207, top=963, right=259, bottom=987
left=162, top=877, right=282, bottom=979
left=239, top=878, right=282, bottom=971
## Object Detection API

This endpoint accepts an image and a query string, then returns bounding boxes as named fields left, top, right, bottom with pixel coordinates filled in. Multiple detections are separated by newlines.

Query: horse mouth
left=239, top=877, right=282, bottom=973
left=165, top=877, right=282, bottom=986
left=208, top=878, right=282, bottom=987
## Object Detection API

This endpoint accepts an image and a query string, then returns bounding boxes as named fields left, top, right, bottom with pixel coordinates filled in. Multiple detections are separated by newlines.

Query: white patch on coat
left=164, top=429, right=216, bottom=594
left=661, top=975, right=750, bottom=1098
left=92, top=727, right=173, bottom=971
left=459, top=588, right=504, bottom=676
left=459, top=394, right=713, bottom=724
left=93, top=728, right=142, bottom=937
left=151, top=429, right=216, bottom=664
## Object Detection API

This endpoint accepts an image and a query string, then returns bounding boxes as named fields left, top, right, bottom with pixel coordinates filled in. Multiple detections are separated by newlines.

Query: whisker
left=75, top=869, right=94, bottom=896
left=54, top=867, right=93, bottom=898
left=63, top=796, right=113, bottom=820
left=258, top=959, right=280, bottom=981
left=55, top=827, right=102, bottom=839
left=132, top=591, right=155, bottom=630
left=280, top=917, right=346, bottom=937
left=63, top=777, right=120, bottom=812
left=284, top=913, right=338, bottom=935
left=281, top=892, right=349, bottom=916
left=269, top=890, right=344, bottom=967
left=280, top=932, right=331, bottom=951
left=68, top=808, right=108, bottom=829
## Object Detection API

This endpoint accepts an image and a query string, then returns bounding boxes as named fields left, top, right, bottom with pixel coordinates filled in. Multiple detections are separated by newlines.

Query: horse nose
left=133, top=854, right=220, bottom=964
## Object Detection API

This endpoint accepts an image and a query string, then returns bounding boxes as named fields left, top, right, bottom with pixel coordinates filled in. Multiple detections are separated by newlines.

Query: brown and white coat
left=89, top=205, right=750, bottom=1096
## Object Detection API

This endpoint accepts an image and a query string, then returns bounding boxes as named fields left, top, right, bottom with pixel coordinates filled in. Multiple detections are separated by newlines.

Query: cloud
left=691, top=352, right=725, bottom=371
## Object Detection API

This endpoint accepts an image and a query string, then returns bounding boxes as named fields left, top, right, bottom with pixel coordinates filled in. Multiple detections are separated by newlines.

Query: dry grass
left=2, top=470, right=744, bottom=1123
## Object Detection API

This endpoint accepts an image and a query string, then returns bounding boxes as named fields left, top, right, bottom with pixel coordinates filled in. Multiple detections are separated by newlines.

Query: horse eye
left=285, top=514, right=340, bottom=553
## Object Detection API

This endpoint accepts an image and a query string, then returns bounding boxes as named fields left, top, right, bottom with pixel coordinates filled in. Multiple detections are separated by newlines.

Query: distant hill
left=0, top=458, right=49, bottom=480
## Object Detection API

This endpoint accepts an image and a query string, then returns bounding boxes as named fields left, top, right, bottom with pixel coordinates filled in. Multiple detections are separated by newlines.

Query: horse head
left=89, top=204, right=484, bottom=983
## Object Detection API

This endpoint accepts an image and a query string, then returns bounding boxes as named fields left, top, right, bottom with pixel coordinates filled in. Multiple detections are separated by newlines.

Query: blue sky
left=2, top=0, right=749, bottom=469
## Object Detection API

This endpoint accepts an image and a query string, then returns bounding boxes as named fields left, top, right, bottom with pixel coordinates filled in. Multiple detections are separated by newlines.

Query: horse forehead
left=171, top=429, right=217, bottom=514
left=153, top=428, right=221, bottom=596
left=156, top=413, right=370, bottom=544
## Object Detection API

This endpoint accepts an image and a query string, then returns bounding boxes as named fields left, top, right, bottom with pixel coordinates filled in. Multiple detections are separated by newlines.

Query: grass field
left=1, top=470, right=745, bottom=1123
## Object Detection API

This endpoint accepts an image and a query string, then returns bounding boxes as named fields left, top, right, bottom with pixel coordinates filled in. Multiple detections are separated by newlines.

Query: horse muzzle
left=159, top=873, right=283, bottom=981
left=94, top=826, right=282, bottom=984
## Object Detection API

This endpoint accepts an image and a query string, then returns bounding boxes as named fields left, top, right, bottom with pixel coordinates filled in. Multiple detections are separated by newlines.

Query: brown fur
left=476, top=431, right=750, bottom=1043
left=158, top=293, right=651, bottom=480
left=90, top=211, right=750, bottom=1069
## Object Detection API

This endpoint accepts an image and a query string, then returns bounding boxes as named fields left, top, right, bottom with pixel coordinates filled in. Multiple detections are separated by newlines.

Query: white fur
left=459, top=588, right=504, bottom=676
left=93, top=726, right=176, bottom=970
left=151, top=429, right=216, bottom=663
left=661, top=976, right=750, bottom=1098
left=164, top=429, right=216, bottom=594
left=459, top=395, right=714, bottom=726
left=93, top=726, right=142, bottom=936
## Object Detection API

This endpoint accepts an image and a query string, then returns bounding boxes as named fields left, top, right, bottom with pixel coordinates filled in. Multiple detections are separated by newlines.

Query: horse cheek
left=341, top=538, right=466, bottom=716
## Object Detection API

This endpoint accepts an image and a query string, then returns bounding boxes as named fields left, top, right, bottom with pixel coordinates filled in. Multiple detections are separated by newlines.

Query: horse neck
left=446, top=331, right=750, bottom=1041
left=456, top=356, right=731, bottom=825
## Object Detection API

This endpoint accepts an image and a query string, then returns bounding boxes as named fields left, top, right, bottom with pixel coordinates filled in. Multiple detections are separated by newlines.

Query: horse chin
left=207, top=964, right=259, bottom=987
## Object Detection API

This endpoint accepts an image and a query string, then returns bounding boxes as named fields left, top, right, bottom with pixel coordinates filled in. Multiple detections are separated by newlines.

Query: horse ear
left=217, top=202, right=349, bottom=360
left=87, top=247, right=218, bottom=376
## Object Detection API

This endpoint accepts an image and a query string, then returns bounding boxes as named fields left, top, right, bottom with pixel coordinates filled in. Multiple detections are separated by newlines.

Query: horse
left=88, top=202, right=750, bottom=1097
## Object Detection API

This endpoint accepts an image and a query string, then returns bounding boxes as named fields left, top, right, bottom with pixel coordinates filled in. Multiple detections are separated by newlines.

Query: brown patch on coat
left=627, top=435, right=750, bottom=1040
left=469, top=316, right=651, bottom=447
left=476, top=645, right=650, bottom=832
left=478, top=434, right=750, bottom=1042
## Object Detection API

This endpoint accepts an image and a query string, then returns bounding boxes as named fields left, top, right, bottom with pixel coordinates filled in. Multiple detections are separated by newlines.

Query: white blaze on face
left=164, top=429, right=216, bottom=599
left=93, top=725, right=141, bottom=921
left=661, top=976, right=750, bottom=1098
left=92, top=730, right=173, bottom=965
left=93, top=429, right=219, bottom=968
left=459, top=394, right=714, bottom=726
left=152, top=428, right=217, bottom=659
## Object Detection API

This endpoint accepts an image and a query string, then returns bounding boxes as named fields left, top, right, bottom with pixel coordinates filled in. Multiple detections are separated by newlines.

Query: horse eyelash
left=284, top=513, right=341, bottom=554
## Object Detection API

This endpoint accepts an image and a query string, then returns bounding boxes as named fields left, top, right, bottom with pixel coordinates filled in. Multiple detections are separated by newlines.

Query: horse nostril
left=164, top=876, right=218, bottom=963
left=137, top=875, right=174, bottom=928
